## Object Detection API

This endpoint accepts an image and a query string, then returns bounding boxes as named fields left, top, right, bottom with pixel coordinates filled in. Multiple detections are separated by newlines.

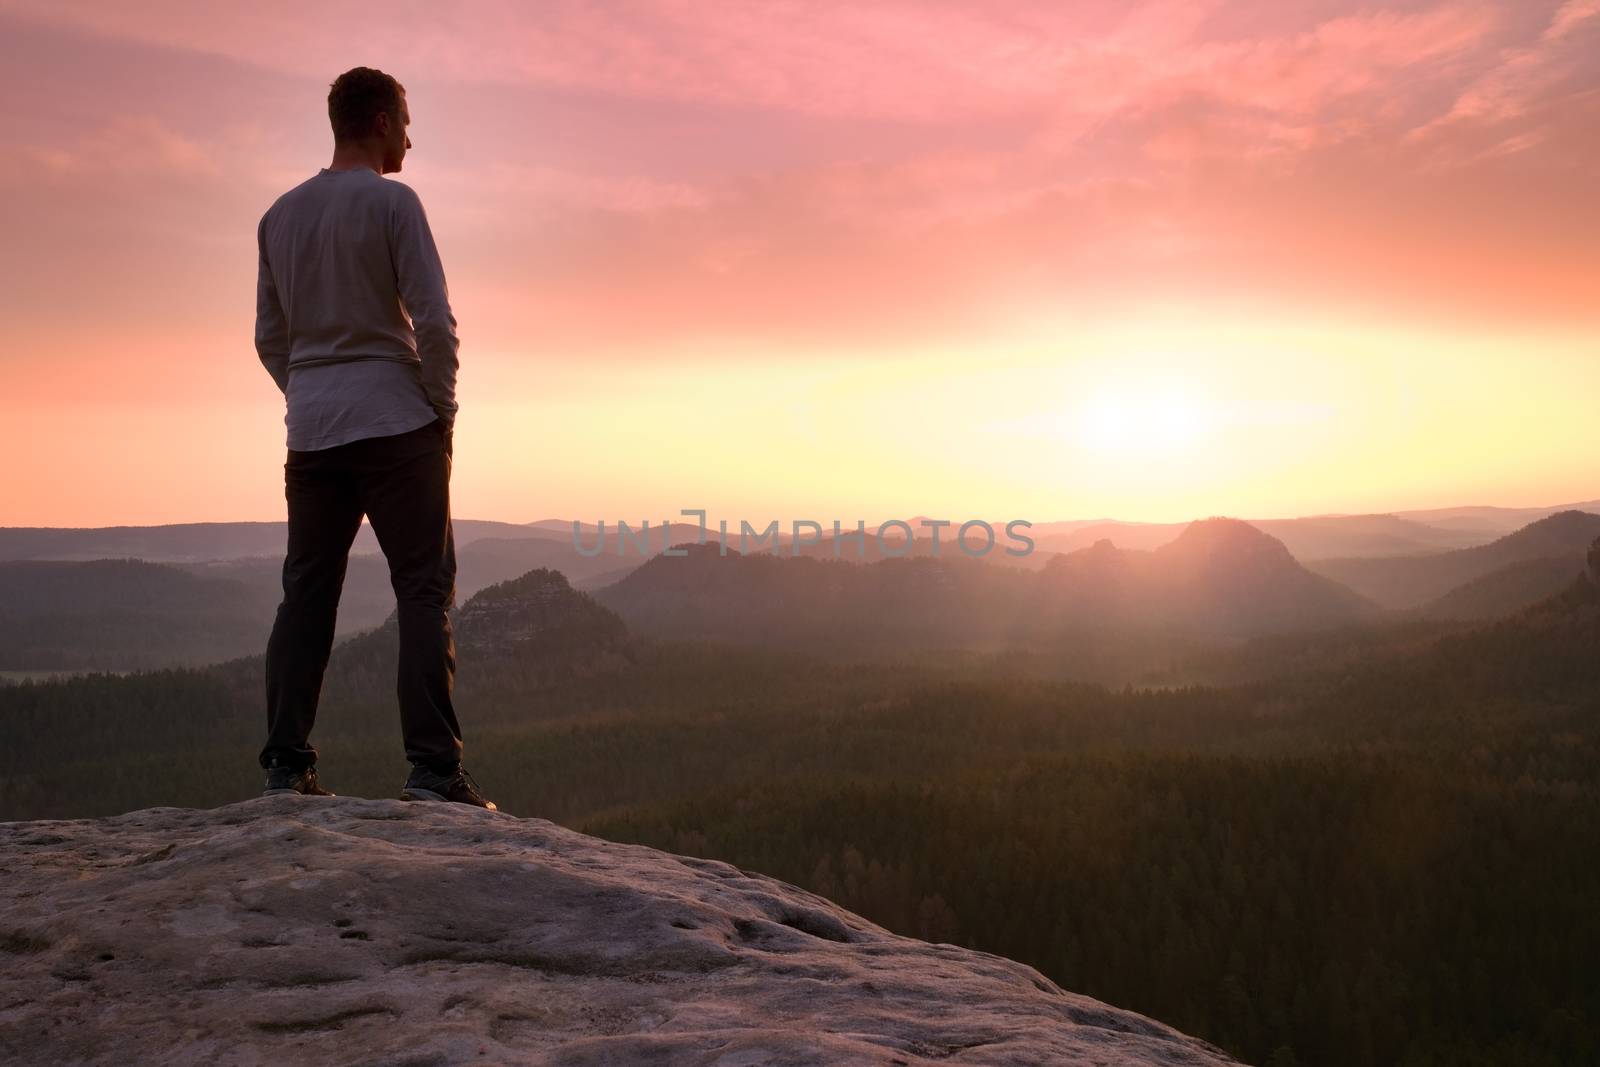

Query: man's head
left=327, top=67, right=411, bottom=174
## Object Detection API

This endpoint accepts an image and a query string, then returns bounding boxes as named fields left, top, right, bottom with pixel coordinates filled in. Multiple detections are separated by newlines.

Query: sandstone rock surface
left=0, top=798, right=1239, bottom=1066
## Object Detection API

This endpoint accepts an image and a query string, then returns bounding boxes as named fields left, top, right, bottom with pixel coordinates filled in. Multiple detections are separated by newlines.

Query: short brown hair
left=327, top=67, right=404, bottom=142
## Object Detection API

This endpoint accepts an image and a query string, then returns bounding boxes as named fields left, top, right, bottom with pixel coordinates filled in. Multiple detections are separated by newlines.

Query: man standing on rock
left=254, top=66, right=494, bottom=811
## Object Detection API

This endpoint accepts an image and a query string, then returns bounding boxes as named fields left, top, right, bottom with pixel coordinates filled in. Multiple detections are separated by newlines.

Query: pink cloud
left=439, top=162, right=713, bottom=219
left=20, top=114, right=222, bottom=177
left=0, top=0, right=1120, bottom=120
left=1405, top=0, right=1599, bottom=155
left=2, top=0, right=1597, bottom=364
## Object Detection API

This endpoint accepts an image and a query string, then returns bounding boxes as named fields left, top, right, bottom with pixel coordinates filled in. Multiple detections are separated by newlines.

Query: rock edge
left=0, top=798, right=1239, bottom=1066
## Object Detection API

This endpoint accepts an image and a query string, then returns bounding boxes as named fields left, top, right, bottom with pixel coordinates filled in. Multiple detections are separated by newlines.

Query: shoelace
left=456, top=767, right=486, bottom=798
left=422, top=764, right=483, bottom=797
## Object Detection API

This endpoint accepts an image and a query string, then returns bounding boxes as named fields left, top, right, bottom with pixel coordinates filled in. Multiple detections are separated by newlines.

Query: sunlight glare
left=1071, top=382, right=1216, bottom=456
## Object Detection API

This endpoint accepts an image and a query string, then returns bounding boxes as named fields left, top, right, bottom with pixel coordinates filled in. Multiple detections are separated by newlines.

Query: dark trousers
left=260, top=419, right=463, bottom=773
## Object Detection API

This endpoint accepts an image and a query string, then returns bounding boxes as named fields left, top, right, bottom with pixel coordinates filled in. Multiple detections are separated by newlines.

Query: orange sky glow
left=2, top=0, right=1597, bottom=528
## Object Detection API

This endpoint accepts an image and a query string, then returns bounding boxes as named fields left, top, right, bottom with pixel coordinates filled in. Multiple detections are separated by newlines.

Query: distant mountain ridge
left=592, top=517, right=1379, bottom=650
left=1307, top=510, right=1600, bottom=609
left=7, top=508, right=1595, bottom=677
left=1033, top=518, right=1379, bottom=636
left=1419, top=556, right=1589, bottom=621
left=0, top=519, right=558, bottom=563
left=322, top=567, right=637, bottom=700
left=1029, top=513, right=1490, bottom=561
left=0, top=559, right=280, bottom=671
left=1391, top=498, right=1600, bottom=534
left=592, top=541, right=1030, bottom=654
left=12, top=495, right=1598, bottom=565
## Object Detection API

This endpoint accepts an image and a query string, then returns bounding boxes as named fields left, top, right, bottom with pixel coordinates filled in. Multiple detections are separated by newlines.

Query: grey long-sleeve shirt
left=255, top=166, right=459, bottom=451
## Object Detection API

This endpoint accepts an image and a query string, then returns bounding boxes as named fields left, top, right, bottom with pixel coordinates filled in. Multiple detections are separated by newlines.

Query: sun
left=1072, top=382, right=1217, bottom=456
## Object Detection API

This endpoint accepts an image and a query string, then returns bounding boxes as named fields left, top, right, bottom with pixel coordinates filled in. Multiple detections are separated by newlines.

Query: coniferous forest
left=2, top=570, right=1597, bottom=1066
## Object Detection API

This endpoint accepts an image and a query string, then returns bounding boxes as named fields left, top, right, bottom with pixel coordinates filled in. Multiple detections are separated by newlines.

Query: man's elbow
left=415, top=327, right=460, bottom=365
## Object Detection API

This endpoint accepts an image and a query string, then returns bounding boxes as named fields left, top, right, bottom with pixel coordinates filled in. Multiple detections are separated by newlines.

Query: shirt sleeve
left=390, top=185, right=460, bottom=427
left=254, top=213, right=291, bottom=395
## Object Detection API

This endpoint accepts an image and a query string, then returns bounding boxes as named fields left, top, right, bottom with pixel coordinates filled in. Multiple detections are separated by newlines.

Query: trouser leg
left=358, top=422, right=463, bottom=771
left=261, top=446, right=364, bottom=770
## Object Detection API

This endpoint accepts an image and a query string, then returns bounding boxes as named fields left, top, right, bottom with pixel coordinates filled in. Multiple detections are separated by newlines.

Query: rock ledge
left=0, top=798, right=1237, bottom=1066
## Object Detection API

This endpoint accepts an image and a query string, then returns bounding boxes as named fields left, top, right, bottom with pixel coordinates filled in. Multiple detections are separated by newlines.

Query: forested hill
left=580, top=571, right=1600, bottom=1067
left=592, top=518, right=1379, bottom=653
left=2, top=559, right=1598, bottom=1065
left=1308, top=509, right=1600, bottom=608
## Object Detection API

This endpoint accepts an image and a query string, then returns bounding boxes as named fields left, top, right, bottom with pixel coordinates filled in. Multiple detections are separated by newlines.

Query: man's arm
left=390, top=185, right=460, bottom=428
left=255, top=214, right=291, bottom=395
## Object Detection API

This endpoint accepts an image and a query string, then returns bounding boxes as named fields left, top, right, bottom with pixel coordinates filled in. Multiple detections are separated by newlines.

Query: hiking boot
left=263, top=758, right=336, bottom=797
left=400, top=762, right=497, bottom=811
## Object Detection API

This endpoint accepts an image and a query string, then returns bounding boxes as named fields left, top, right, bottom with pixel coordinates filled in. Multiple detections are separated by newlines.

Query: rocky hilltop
left=0, top=799, right=1239, bottom=1066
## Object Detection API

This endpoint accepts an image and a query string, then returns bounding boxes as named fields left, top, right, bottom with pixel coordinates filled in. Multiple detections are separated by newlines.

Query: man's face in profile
left=381, top=93, right=412, bottom=174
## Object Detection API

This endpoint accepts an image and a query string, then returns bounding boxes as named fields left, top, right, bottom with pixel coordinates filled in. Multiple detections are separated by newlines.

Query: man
left=255, top=66, right=494, bottom=811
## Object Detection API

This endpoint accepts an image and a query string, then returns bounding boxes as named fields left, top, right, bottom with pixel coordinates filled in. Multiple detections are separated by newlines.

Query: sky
left=1, top=0, right=1596, bottom=528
